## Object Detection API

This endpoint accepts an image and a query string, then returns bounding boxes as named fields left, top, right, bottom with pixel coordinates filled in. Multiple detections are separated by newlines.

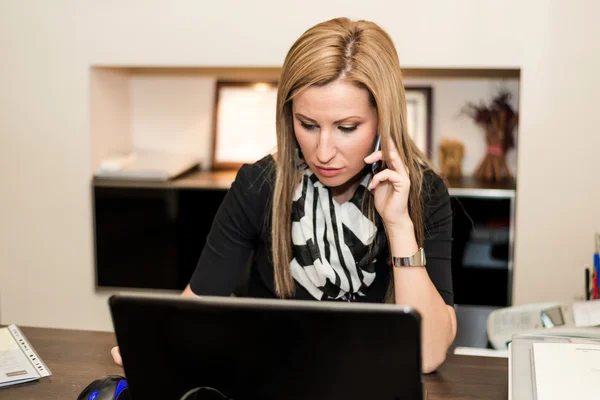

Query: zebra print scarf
left=290, top=168, right=384, bottom=301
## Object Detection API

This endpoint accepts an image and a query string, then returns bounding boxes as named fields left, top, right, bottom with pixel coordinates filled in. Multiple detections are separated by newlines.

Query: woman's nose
left=316, top=133, right=337, bottom=164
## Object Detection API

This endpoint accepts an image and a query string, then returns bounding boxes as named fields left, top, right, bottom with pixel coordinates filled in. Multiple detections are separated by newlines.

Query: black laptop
left=109, top=294, right=424, bottom=400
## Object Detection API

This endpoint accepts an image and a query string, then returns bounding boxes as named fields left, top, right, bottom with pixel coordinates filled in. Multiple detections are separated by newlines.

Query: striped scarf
left=290, top=168, right=383, bottom=301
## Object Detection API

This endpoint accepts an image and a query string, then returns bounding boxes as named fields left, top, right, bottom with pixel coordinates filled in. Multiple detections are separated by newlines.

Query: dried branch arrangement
left=462, top=91, right=518, bottom=182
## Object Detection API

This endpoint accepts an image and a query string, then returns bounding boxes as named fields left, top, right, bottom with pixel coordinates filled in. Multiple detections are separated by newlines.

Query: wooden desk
left=1, top=327, right=508, bottom=400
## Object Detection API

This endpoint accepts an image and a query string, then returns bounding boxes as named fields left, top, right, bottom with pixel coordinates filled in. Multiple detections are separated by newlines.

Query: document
left=453, top=347, right=509, bottom=358
left=572, top=299, right=600, bottom=327
left=533, top=342, right=600, bottom=400
left=0, top=325, right=51, bottom=387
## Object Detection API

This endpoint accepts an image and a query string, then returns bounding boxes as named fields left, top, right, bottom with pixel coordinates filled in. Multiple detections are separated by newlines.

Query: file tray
left=509, top=334, right=600, bottom=400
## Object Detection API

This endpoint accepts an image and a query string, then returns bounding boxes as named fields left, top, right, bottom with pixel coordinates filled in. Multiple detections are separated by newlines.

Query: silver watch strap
left=392, top=247, right=426, bottom=267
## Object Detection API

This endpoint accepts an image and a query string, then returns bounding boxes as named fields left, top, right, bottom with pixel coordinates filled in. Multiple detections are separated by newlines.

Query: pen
left=585, top=267, right=590, bottom=301
left=594, top=253, right=600, bottom=300
left=594, top=269, right=598, bottom=300
left=595, top=233, right=599, bottom=298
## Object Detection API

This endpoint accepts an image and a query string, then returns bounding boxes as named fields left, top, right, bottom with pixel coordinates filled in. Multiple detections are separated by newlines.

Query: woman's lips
left=316, top=167, right=343, bottom=177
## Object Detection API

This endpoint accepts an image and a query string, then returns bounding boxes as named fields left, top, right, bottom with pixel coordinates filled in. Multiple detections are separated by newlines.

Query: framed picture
left=211, top=81, right=278, bottom=170
left=404, top=86, right=433, bottom=157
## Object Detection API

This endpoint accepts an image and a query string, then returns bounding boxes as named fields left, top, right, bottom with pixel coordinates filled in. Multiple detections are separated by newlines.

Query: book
left=0, top=325, right=51, bottom=387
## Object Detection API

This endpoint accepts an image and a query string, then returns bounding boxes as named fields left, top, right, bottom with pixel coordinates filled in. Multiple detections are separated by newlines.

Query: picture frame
left=404, top=86, right=433, bottom=157
left=211, top=81, right=278, bottom=170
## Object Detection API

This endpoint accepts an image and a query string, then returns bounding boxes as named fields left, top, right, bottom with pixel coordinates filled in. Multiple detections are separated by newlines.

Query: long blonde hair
left=272, top=17, right=433, bottom=298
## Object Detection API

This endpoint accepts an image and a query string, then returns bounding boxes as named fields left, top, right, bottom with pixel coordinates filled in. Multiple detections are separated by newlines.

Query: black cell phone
left=371, top=136, right=382, bottom=175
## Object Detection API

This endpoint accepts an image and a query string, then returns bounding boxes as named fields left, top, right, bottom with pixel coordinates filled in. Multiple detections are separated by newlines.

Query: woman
left=113, top=17, right=456, bottom=373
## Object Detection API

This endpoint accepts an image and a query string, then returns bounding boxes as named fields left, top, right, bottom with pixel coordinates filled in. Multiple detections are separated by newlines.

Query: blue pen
left=594, top=253, right=600, bottom=300
left=594, top=233, right=600, bottom=300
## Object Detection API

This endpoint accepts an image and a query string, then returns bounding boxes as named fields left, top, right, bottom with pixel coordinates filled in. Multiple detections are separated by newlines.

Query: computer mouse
left=181, top=387, right=231, bottom=400
left=77, top=375, right=130, bottom=400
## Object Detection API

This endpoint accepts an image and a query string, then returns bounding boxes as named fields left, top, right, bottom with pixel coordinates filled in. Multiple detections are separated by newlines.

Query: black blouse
left=189, top=155, right=454, bottom=306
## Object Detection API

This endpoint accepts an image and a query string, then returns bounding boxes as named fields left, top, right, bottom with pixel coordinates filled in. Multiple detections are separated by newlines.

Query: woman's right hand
left=111, top=346, right=123, bottom=367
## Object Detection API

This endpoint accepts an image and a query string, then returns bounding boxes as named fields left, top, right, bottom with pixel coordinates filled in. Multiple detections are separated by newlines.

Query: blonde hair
left=272, top=17, right=433, bottom=298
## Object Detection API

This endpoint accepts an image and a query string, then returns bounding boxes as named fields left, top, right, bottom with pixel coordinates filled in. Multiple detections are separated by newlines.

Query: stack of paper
left=572, top=299, right=600, bottom=327
left=95, top=151, right=200, bottom=181
left=0, top=325, right=51, bottom=387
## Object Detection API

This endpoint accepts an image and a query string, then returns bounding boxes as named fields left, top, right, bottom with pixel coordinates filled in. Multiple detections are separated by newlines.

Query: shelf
left=446, top=176, right=516, bottom=199
left=93, top=170, right=516, bottom=198
left=93, top=65, right=520, bottom=81
left=93, top=169, right=237, bottom=190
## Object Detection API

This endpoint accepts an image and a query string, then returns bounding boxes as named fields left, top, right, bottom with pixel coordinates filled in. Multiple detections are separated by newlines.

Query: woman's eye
left=339, top=126, right=357, bottom=133
left=300, top=122, right=317, bottom=131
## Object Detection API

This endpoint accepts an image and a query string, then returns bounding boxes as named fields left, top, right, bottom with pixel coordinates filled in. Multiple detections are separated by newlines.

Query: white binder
left=509, top=334, right=600, bottom=400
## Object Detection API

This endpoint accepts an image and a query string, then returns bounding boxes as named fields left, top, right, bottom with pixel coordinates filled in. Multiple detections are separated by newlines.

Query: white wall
left=513, top=0, right=600, bottom=305
left=130, top=75, right=216, bottom=168
left=90, top=68, right=132, bottom=170
left=1, top=0, right=599, bottom=331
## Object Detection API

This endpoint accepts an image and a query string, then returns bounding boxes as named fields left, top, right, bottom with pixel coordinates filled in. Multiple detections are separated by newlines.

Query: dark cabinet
left=450, top=196, right=514, bottom=307
left=93, top=185, right=226, bottom=290
left=93, top=173, right=516, bottom=309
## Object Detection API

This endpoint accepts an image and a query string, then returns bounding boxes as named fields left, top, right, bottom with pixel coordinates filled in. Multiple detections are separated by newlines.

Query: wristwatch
left=392, top=247, right=426, bottom=268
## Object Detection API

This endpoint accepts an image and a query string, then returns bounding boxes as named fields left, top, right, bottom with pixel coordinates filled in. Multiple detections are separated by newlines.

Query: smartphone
left=371, top=136, right=382, bottom=175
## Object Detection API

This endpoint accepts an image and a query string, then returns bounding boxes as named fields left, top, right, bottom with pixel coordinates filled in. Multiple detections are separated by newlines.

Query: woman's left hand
left=364, top=138, right=413, bottom=230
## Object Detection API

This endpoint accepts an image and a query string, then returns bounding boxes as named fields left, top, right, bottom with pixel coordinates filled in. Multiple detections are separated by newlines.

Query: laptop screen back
left=110, top=294, right=423, bottom=400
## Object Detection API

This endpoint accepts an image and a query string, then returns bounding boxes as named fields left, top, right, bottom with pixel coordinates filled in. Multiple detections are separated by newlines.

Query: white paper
left=508, top=342, right=513, bottom=400
left=0, top=325, right=51, bottom=387
left=533, top=342, right=600, bottom=400
left=453, top=346, right=509, bottom=358
left=573, top=300, right=600, bottom=327
left=0, top=328, right=38, bottom=386
left=95, top=151, right=200, bottom=180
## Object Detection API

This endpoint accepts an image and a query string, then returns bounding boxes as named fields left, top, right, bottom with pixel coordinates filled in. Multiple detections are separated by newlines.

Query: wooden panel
left=403, top=68, right=520, bottom=79
left=127, top=66, right=282, bottom=81
left=2, top=326, right=508, bottom=400
left=92, top=66, right=520, bottom=81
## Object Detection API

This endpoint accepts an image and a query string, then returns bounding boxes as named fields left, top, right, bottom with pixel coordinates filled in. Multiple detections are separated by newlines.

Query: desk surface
left=1, top=327, right=508, bottom=399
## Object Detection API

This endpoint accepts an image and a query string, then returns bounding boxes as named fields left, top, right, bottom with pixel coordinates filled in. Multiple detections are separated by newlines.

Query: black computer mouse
left=77, top=375, right=131, bottom=400
left=180, top=387, right=232, bottom=400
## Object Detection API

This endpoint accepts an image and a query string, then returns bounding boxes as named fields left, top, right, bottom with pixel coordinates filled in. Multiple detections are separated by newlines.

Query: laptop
left=109, top=293, right=424, bottom=400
